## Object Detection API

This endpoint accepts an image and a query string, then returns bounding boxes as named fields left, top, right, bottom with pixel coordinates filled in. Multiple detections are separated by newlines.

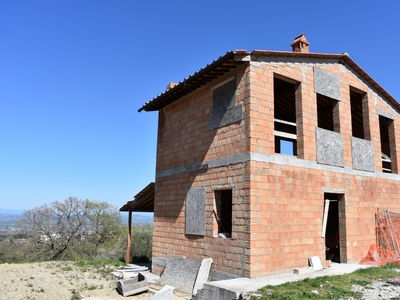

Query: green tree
left=130, top=224, right=153, bottom=262
left=79, top=200, right=124, bottom=259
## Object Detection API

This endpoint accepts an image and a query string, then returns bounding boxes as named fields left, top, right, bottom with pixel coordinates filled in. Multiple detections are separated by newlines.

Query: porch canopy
left=120, top=182, right=155, bottom=263
left=120, top=182, right=155, bottom=213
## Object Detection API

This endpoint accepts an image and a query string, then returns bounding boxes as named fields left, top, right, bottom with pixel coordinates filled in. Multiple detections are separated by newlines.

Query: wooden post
left=126, top=210, right=132, bottom=264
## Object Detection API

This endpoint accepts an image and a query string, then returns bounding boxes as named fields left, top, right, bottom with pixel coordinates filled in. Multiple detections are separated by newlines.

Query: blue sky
left=1, top=1, right=400, bottom=210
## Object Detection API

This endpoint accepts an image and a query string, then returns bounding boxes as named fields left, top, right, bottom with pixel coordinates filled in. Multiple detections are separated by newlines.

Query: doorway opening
left=322, top=193, right=347, bottom=263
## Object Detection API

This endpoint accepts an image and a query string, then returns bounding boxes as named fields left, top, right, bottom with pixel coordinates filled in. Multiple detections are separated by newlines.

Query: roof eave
left=138, top=50, right=249, bottom=112
left=138, top=50, right=400, bottom=113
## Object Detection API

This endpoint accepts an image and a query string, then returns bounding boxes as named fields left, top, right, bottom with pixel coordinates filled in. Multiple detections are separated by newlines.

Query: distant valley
left=0, top=208, right=153, bottom=231
left=0, top=213, right=22, bottom=231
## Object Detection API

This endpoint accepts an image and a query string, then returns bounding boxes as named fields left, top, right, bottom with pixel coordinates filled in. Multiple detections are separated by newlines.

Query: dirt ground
left=2, top=261, right=400, bottom=299
left=0, top=261, right=180, bottom=300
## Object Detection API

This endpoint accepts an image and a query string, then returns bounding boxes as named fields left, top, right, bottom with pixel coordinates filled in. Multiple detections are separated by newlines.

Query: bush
left=130, top=224, right=153, bottom=262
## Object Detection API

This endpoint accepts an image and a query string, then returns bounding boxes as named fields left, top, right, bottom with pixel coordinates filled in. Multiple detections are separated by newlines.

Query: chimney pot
left=291, top=33, right=310, bottom=53
left=166, top=82, right=177, bottom=91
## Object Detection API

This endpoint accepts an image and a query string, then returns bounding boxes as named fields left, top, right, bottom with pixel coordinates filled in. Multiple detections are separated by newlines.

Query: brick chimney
left=291, top=34, right=310, bottom=53
left=166, top=82, right=177, bottom=91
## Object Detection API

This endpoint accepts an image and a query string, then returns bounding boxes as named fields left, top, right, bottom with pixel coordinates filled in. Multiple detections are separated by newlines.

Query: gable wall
left=248, top=60, right=400, bottom=276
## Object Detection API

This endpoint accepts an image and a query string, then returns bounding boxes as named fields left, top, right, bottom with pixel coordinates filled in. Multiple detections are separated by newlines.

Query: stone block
left=316, top=127, right=344, bottom=167
left=193, top=258, right=213, bottom=295
left=160, top=257, right=202, bottom=294
left=314, top=67, right=341, bottom=101
left=351, top=136, right=374, bottom=172
left=186, top=187, right=206, bottom=235
left=147, top=284, right=176, bottom=300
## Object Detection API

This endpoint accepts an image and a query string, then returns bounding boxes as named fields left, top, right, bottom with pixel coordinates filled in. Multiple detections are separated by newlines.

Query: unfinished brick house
left=136, top=34, right=400, bottom=278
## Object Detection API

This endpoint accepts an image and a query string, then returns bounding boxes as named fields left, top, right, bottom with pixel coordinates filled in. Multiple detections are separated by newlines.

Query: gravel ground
left=0, top=261, right=164, bottom=300
left=351, top=278, right=400, bottom=299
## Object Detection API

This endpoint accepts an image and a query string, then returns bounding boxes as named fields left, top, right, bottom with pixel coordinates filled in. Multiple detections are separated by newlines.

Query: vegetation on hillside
left=0, top=197, right=153, bottom=264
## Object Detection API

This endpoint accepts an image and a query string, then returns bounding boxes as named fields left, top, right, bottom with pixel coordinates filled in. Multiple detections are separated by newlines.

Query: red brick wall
left=152, top=65, right=252, bottom=277
left=152, top=58, right=400, bottom=278
left=248, top=61, right=400, bottom=276
left=249, top=162, right=400, bottom=276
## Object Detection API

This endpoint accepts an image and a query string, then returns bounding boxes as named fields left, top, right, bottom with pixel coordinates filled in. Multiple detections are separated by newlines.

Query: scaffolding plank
left=321, top=200, right=330, bottom=238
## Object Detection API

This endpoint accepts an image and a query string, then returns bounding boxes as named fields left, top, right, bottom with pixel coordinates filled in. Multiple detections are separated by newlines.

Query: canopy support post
left=126, top=210, right=132, bottom=264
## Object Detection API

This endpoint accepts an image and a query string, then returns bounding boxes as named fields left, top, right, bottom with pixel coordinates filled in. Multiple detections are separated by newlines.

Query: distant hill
left=0, top=213, right=22, bottom=231
left=0, top=209, right=153, bottom=231
left=0, top=208, right=26, bottom=214
left=120, top=212, right=154, bottom=225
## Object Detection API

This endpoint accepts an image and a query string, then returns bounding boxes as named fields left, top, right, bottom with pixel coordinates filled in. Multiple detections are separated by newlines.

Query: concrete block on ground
left=293, top=267, right=315, bottom=275
left=146, top=284, right=176, bottom=300
left=117, top=273, right=149, bottom=297
left=193, top=258, right=213, bottom=295
left=160, top=257, right=202, bottom=294
left=309, top=256, right=323, bottom=271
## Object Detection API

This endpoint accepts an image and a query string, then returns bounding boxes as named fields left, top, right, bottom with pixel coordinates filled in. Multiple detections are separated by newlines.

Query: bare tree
left=18, top=197, right=124, bottom=261
left=19, top=197, right=87, bottom=260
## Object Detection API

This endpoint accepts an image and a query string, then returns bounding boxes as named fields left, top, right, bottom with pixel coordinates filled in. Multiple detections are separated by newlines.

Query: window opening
left=214, top=189, right=232, bottom=238
left=350, top=89, right=365, bottom=139
left=274, top=77, right=297, bottom=155
left=379, top=115, right=393, bottom=173
left=317, top=94, right=340, bottom=132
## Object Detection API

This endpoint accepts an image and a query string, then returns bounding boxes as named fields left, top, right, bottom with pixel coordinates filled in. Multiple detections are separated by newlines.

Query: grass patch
left=70, top=289, right=81, bottom=300
left=254, top=264, right=399, bottom=299
left=73, top=260, right=126, bottom=278
left=82, top=284, right=100, bottom=291
left=74, top=260, right=125, bottom=269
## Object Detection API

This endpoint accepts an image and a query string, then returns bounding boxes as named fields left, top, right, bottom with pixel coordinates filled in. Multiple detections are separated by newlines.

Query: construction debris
left=293, top=267, right=315, bottom=275
left=360, top=209, right=400, bottom=265
left=308, top=256, right=323, bottom=271
left=159, top=257, right=203, bottom=294
left=192, top=258, right=213, bottom=295
left=114, top=258, right=212, bottom=298
left=122, top=264, right=149, bottom=271
left=112, top=263, right=149, bottom=279
left=117, top=272, right=149, bottom=297
left=146, top=285, right=176, bottom=300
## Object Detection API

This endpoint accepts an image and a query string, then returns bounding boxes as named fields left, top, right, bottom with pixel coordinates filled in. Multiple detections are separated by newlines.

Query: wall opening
left=274, top=76, right=298, bottom=155
left=214, top=189, right=232, bottom=238
left=323, top=193, right=347, bottom=263
left=350, top=89, right=365, bottom=139
left=379, top=115, right=394, bottom=173
left=317, top=94, right=340, bottom=132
